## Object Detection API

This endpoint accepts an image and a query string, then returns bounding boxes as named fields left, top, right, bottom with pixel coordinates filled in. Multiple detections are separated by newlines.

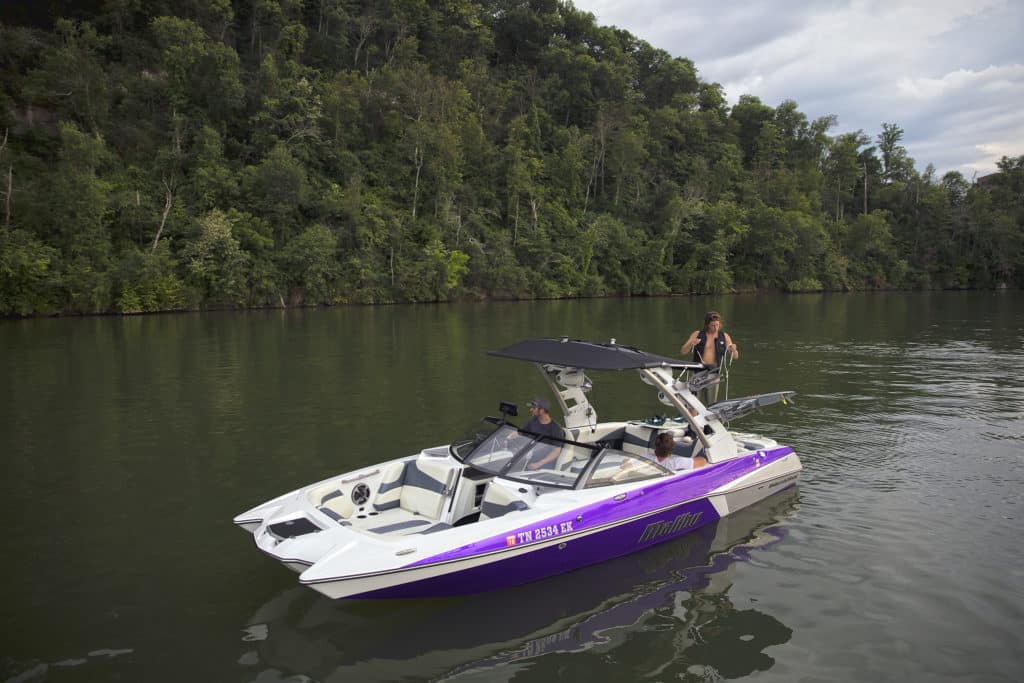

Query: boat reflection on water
left=239, top=488, right=800, bottom=682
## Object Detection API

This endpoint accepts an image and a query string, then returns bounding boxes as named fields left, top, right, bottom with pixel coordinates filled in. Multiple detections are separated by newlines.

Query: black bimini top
left=489, top=338, right=706, bottom=371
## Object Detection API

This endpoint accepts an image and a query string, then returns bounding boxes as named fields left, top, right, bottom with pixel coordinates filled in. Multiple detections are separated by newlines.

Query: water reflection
left=238, top=489, right=799, bottom=682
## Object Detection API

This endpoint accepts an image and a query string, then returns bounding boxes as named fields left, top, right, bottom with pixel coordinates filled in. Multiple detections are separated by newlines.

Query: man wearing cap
left=522, top=397, right=563, bottom=440
left=522, top=397, right=564, bottom=470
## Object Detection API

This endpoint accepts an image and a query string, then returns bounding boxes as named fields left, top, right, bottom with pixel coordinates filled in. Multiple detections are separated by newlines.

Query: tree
left=44, top=122, right=115, bottom=313
left=0, top=229, right=59, bottom=315
left=0, top=0, right=1019, bottom=317
left=184, top=209, right=250, bottom=305
left=22, top=19, right=110, bottom=134
left=846, top=211, right=905, bottom=287
left=503, top=113, right=543, bottom=246
left=877, top=122, right=912, bottom=183
left=279, top=223, right=340, bottom=304
left=114, top=244, right=187, bottom=313
left=151, top=16, right=244, bottom=124
left=729, top=94, right=774, bottom=165
left=241, top=142, right=310, bottom=244
left=825, top=131, right=870, bottom=220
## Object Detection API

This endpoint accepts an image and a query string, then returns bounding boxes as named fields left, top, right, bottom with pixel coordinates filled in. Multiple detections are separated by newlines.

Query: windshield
left=461, top=424, right=598, bottom=487
left=500, top=439, right=598, bottom=488
left=460, top=424, right=542, bottom=473
left=449, top=419, right=504, bottom=461
left=583, top=450, right=668, bottom=488
left=458, top=423, right=674, bottom=489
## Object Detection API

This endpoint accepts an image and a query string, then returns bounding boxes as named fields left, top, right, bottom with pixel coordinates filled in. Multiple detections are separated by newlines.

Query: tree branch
left=4, top=166, right=10, bottom=233
left=152, top=179, right=174, bottom=252
left=1, top=128, right=9, bottom=232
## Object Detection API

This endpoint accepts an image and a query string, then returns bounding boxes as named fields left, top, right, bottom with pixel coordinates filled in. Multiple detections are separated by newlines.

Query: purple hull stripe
left=405, top=447, right=793, bottom=569
left=351, top=497, right=721, bottom=598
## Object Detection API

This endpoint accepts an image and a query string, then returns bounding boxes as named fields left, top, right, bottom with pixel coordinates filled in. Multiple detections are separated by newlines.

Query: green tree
left=846, top=211, right=905, bottom=287
left=151, top=16, right=244, bottom=124
left=0, top=229, right=60, bottom=315
left=184, top=209, right=250, bottom=305
left=279, top=223, right=340, bottom=304
left=241, top=142, right=310, bottom=243
left=877, top=122, right=913, bottom=183
left=114, top=244, right=188, bottom=313
left=22, top=19, right=110, bottom=134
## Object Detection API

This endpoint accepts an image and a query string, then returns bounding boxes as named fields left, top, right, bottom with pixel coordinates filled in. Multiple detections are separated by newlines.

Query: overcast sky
left=572, top=0, right=1023, bottom=178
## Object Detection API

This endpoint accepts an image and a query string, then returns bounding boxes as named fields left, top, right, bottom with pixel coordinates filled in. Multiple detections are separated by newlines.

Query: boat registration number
left=507, top=520, right=574, bottom=546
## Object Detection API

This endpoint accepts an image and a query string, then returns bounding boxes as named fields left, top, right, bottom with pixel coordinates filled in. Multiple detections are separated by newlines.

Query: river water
left=1, top=292, right=1022, bottom=682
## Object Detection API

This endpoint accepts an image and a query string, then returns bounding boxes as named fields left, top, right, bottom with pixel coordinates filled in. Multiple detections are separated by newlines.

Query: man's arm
left=724, top=333, right=739, bottom=360
left=526, top=422, right=564, bottom=469
left=680, top=330, right=699, bottom=355
left=527, top=448, right=560, bottom=469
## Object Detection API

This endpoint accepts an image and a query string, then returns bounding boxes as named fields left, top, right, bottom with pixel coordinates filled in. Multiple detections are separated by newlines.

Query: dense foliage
left=1, top=1, right=1021, bottom=315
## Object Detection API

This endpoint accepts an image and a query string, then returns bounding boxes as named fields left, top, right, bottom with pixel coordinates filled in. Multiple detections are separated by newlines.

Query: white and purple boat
left=234, top=338, right=801, bottom=599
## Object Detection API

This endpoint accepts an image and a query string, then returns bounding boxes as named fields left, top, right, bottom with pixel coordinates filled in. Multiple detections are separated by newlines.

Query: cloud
left=897, top=65, right=1024, bottom=100
left=572, top=0, right=1024, bottom=176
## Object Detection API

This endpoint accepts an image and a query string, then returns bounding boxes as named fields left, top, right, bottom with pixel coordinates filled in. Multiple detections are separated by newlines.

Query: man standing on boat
left=681, top=311, right=738, bottom=405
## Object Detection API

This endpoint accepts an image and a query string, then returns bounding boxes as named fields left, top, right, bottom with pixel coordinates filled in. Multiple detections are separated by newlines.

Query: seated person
left=521, top=397, right=562, bottom=438
left=522, top=397, right=564, bottom=470
left=645, top=432, right=707, bottom=471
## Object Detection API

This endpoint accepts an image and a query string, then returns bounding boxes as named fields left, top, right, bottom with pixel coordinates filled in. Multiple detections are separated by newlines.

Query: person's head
left=703, top=311, right=722, bottom=334
left=654, top=432, right=675, bottom=459
left=527, top=397, right=551, bottom=416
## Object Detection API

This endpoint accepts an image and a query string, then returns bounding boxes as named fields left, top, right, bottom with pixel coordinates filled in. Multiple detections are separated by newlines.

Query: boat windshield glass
left=449, top=419, right=505, bottom=461
left=582, top=450, right=668, bottom=488
left=500, top=439, right=598, bottom=488
left=459, top=424, right=546, bottom=473
left=457, top=424, right=671, bottom=489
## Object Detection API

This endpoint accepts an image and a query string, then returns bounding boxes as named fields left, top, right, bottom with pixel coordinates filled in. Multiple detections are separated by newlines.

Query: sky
left=572, top=0, right=1024, bottom=178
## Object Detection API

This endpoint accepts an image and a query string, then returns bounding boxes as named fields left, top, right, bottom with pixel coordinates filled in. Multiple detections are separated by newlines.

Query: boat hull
left=301, top=460, right=799, bottom=599
left=337, top=497, right=720, bottom=599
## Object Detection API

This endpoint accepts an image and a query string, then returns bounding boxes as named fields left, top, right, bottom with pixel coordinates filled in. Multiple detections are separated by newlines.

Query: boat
left=239, top=488, right=799, bottom=681
left=233, top=338, right=801, bottom=599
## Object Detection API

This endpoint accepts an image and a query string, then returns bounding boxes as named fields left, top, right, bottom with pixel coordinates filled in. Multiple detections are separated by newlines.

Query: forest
left=1, top=0, right=1022, bottom=316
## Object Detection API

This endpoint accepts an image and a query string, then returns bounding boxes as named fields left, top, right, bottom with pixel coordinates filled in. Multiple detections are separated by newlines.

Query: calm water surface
left=1, top=292, right=1022, bottom=682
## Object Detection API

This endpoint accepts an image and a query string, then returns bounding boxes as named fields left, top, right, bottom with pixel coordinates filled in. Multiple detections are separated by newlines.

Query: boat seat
left=659, top=426, right=703, bottom=459
left=621, top=423, right=655, bottom=457
left=592, top=426, right=626, bottom=449
left=479, top=481, right=529, bottom=520
left=317, top=489, right=356, bottom=521
left=555, top=447, right=592, bottom=475
left=367, top=518, right=432, bottom=534
left=668, top=432, right=698, bottom=458
left=373, top=458, right=460, bottom=521
left=363, top=518, right=453, bottom=536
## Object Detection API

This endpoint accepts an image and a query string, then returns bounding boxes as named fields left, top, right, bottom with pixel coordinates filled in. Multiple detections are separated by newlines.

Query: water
left=1, top=292, right=1022, bottom=682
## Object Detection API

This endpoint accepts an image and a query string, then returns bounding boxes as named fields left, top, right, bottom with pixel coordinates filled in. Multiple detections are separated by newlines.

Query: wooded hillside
left=1, top=0, right=1021, bottom=315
